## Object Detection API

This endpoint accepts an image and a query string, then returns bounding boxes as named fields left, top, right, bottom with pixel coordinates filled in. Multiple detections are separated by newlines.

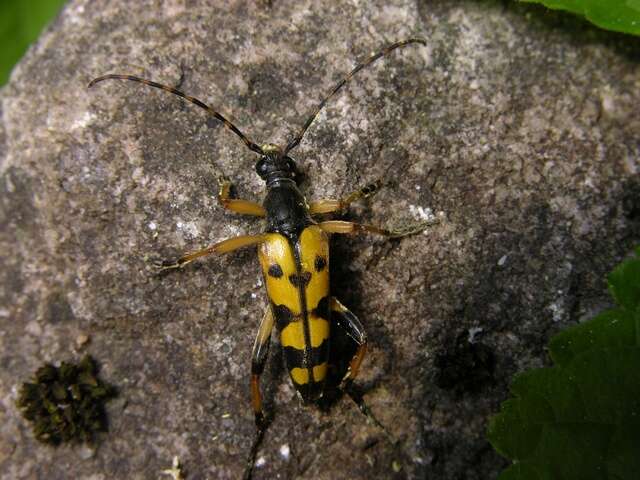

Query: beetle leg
left=330, top=298, right=400, bottom=445
left=250, top=307, right=275, bottom=430
left=243, top=307, right=275, bottom=480
left=157, top=234, right=265, bottom=271
left=318, top=218, right=437, bottom=239
left=330, top=297, right=367, bottom=383
left=309, top=179, right=382, bottom=215
left=218, top=177, right=266, bottom=217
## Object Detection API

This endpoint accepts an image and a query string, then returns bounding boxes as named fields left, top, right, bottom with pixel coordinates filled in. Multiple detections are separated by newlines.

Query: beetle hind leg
left=250, top=307, right=275, bottom=430
left=243, top=307, right=275, bottom=480
left=330, top=297, right=367, bottom=385
left=330, top=297, right=400, bottom=444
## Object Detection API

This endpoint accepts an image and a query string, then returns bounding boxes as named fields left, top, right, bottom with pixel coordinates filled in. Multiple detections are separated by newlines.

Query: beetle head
left=255, top=143, right=298, bottom=184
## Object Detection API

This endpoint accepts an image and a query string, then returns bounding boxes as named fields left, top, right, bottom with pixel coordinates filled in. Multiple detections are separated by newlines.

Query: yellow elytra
left=258, top=225, right=330, bottom=400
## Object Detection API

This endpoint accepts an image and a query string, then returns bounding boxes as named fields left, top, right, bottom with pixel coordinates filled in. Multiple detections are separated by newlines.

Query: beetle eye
left=255, top=158, right=268, bottom=176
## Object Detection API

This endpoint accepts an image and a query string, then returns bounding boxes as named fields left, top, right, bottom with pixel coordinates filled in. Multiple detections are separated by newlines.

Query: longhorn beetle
left=89, top=38, right=432, bottom=474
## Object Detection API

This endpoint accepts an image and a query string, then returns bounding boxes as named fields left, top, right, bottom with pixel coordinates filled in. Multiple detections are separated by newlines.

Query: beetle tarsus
left=343, top=381, right=399, bottom=446
left=243, top=424, right=267, bottom=480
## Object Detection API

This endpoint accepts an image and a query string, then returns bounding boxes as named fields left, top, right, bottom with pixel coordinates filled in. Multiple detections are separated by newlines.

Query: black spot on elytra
left=283, top=339, right=329, bottom=369
left=307, top=339, right=330, bottom=369
left=272, top=304, right=294, bottom=329
left=288, top=271, right=312, bottom=288
left=312, top=296, right=330, bottom=320
left=314, top=255, right=327, bottom=272
left=268, top=264, right=283, bottom=278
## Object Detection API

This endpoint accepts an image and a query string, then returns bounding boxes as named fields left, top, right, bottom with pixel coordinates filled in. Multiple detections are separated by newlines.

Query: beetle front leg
left=217, top=177, right=266, bottom=217
left=157, top=234, right=265, bottom=271
left=309, top=179, right=382, bottom=215
left=250, top=307, right=274, bottom=430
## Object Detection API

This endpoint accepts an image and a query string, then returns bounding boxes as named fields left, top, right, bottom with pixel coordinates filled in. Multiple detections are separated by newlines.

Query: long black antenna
left=88, top=74, right=265, bottom=155
left=284, top=38, right=426, bottom=155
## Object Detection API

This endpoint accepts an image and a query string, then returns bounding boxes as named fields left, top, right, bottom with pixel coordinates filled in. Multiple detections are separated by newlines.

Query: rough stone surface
left=1, top=1, right=638, bottom=479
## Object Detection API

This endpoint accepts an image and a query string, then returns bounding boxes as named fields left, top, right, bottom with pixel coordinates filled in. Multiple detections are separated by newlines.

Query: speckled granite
left=0, top=1, right=638, bottom=479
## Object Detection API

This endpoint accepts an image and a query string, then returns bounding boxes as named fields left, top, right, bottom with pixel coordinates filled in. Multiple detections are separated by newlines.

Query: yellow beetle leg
left=308, top=199, right=342, bottom=215
left=250, top=307, right=275, bottom=430
left=318, top=219, right=436, bottom=239
left=309, top=180, right=382, bottom=215
left=330, top=297, right=367, bottom=383
left=218, top=177, right=266, bottom=217
left=318, top=219, right=388, bottom=235
left=158, top=234, right=265, bottom=271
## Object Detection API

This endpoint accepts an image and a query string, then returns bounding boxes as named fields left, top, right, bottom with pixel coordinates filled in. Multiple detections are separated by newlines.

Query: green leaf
left=607, top=422, right=640, bottom=479
left=0, top=0, right=67, bottom=86
left=549, top=308, right=637, bottom=366
left=510, top=366, right=586, bottom=422
left=520, top=0, right=640, bottom=36
left=608, top=250, right=640, bottom=313
left=497, top=463, right=540, bottom=480
left=488, top=247, right=640, bottom=480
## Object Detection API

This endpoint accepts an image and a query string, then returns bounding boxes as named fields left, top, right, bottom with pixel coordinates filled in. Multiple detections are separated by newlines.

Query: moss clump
left=16, top=355, right=117, bottom=445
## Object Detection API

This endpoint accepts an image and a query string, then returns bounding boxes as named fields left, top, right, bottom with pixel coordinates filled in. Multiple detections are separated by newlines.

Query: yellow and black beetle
left=89, top=38, right=431, bottom=470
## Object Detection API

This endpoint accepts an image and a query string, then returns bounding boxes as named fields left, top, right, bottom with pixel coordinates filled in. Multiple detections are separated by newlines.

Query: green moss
left=17, top=355, right=117, bottom=445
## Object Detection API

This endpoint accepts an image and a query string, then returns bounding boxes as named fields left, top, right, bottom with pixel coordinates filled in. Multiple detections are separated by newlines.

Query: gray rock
left=1, top=1, right=638, bottom=479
